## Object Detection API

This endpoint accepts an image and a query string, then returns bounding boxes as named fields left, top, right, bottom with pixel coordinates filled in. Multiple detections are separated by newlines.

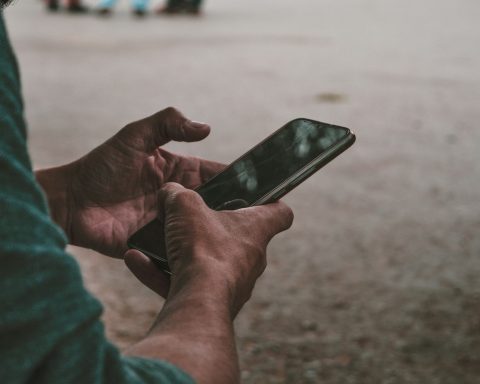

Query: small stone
left=303, top=369, right=319, bottom=381
left=315, top=92, right=346, bottom=103
left=241, top=370, right=251, bottom=380
left=301, top=319, right=318, bottom=332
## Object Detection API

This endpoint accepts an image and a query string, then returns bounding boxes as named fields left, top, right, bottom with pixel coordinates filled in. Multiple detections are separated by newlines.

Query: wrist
left=35, top=164, right=75, bottom=239
left=168, top=260, right=238, bottom=320
left=130, top=265, right=240, bottom=384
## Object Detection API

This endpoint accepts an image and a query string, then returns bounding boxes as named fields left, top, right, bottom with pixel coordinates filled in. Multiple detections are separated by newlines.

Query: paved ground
left=5, top=0, right=480, bottom=382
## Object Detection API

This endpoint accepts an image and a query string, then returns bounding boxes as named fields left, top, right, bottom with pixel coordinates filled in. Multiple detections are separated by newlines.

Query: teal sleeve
left=0, top=13, right=194, bottom=384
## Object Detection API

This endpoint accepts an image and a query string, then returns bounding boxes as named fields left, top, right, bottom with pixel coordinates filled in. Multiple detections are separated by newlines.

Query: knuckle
left=162, top=106, right=181, bottom=117
left=172, top=188, right=201, bottom=207
left=246, top=240, right=266, bottom=263
left=258, top=256, right=267, bottom=274
left=121, top=122, right=134, bottom=131
left=177, top=120, right=188, bottom=139
left=161, top=182, right=182, bottom=203
left=162, top=181, right=181, bottom=192
left=119, top=121, right=137, bottom=137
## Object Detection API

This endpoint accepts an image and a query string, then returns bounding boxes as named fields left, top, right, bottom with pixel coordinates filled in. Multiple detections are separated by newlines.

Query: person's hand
left=125, top=185, right=293, bottom=383
left=37, top=107, right=224, bottom=258
left=125, top=183, right=294, bottom=315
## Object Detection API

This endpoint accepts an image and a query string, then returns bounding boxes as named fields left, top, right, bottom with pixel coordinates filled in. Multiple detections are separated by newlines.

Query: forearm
left=126, top=272, right=240, bottom=384
left=35, top=164, right=73, bottom=236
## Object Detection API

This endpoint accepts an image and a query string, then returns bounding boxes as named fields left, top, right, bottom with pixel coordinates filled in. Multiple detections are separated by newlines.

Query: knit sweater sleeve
left=0, top=13, right=194, bottom=384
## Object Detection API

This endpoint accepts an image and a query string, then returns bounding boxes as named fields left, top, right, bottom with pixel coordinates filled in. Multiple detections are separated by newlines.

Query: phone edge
left=253, top=131, right=356, bottom=205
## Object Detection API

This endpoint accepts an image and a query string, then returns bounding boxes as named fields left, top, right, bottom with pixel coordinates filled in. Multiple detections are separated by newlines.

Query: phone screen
left=196, top=118, right=350, bottom=209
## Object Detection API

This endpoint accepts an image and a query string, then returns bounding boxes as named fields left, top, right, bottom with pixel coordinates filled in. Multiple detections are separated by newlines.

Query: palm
left=67, top=109, right=223, bottom=258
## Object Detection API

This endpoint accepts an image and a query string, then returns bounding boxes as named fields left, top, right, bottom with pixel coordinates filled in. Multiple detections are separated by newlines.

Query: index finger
left=240, top=201, right=294, bottom=240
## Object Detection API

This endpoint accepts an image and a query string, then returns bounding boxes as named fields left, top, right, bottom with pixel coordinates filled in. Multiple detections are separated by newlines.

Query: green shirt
left=0, top=13, right=194, bottom=384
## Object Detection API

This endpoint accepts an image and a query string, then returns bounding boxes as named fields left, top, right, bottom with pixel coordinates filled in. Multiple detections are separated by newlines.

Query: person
left=157, top=0, right=204, bottom=16
left=0, top=3, right=293, bottom=384
left=97, top=0, right=149, bottom=17
left=44, top=0, right=89, bottom=13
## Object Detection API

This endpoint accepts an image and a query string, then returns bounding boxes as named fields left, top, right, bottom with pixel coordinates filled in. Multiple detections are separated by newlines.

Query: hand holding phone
left=128, top=118, right=355, bottom=272
left=126, top=183, right=293, bottom=307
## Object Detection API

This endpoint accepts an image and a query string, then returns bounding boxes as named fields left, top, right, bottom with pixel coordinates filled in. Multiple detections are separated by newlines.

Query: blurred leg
left=97, top=0, right=116, bottom=15
left=45, top=0, right=59, bottom=11
left=157, top=0, right=188, bottom=14
left=66, top=0, right=89, bottom=13
left=187, top=0, right=202, bottom=14
left=190, top=0, right=202, bottom=7
left=132, top=0, right=149, bottom=11
left=98, top=0, right=117, bottom=9
left=165, top=0, right=179, bottom=8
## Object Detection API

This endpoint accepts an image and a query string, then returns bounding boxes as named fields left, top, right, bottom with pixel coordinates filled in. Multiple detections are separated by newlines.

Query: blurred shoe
left=156, top=2, right=202, bottom=16
left=67, top=4, right=89, bottom=13
left=132, top=8, right=147, bottom=17
left=184, top=5, right=201, bottom=15
left=46, top=0, right=59, bottom=11
left=97, top=7, right=112, bottom=16
left=156, top=5, right=182, bottom=15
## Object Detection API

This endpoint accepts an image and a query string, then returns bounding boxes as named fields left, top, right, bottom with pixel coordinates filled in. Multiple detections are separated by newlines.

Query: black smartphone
left=127, top=118, right=355, bottom=272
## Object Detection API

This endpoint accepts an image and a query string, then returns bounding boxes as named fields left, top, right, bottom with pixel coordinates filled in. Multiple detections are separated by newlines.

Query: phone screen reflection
left=196, top=119, right=349, bottom=209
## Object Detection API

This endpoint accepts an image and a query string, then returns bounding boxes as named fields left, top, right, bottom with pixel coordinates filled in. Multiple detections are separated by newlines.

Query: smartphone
left=127, top=118, right=355, bottom=272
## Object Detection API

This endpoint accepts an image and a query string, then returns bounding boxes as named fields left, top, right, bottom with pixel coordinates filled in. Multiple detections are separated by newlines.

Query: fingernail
left=190, top=121, right=210, bottom=129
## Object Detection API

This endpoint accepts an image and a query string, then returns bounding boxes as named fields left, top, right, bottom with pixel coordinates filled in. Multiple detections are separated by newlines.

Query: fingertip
left=162, top=181, right=185, bottom=190
left=124, top=249, right=150, bottom=269
left=159, top=182, right=186, bottom=198
left=271, top=200, right=294, bottom=230
left=152, top=107, right=211, bottom=144
left=158, top=182, right=184, bottom=211
left=246, top=201, right=294, bottom=233
left=124, top=249, right=170, bottom=297
left=281, top=201, right=295, bottom=229
left=184, top=120, right=211, bottom=142
left=159, top=182, right=204, bottom=212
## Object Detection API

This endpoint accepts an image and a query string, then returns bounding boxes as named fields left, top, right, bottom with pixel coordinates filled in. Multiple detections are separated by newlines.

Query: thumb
left=158, top=182, right=205, bottom=215
left=149, top=107, right=211, bottom=146
left=119, top=107, right=210, bottom=153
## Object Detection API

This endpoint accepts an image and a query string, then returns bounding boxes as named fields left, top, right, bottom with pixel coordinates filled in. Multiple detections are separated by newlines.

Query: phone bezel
left=195, top=118, right=355, bottom=207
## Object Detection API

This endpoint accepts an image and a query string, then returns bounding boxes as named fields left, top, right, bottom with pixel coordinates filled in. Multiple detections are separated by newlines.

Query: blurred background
left=5, top=0, right=480, bottom=382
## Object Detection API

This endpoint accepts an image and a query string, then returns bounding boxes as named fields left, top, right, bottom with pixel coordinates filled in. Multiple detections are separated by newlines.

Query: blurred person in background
left=0, top=1, right=293, bottom=383
left=157, top=0, right=204, bottom=16
left=44, top=0, right=89, bottom=13
left=97, top=0, right=149, bottom=17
